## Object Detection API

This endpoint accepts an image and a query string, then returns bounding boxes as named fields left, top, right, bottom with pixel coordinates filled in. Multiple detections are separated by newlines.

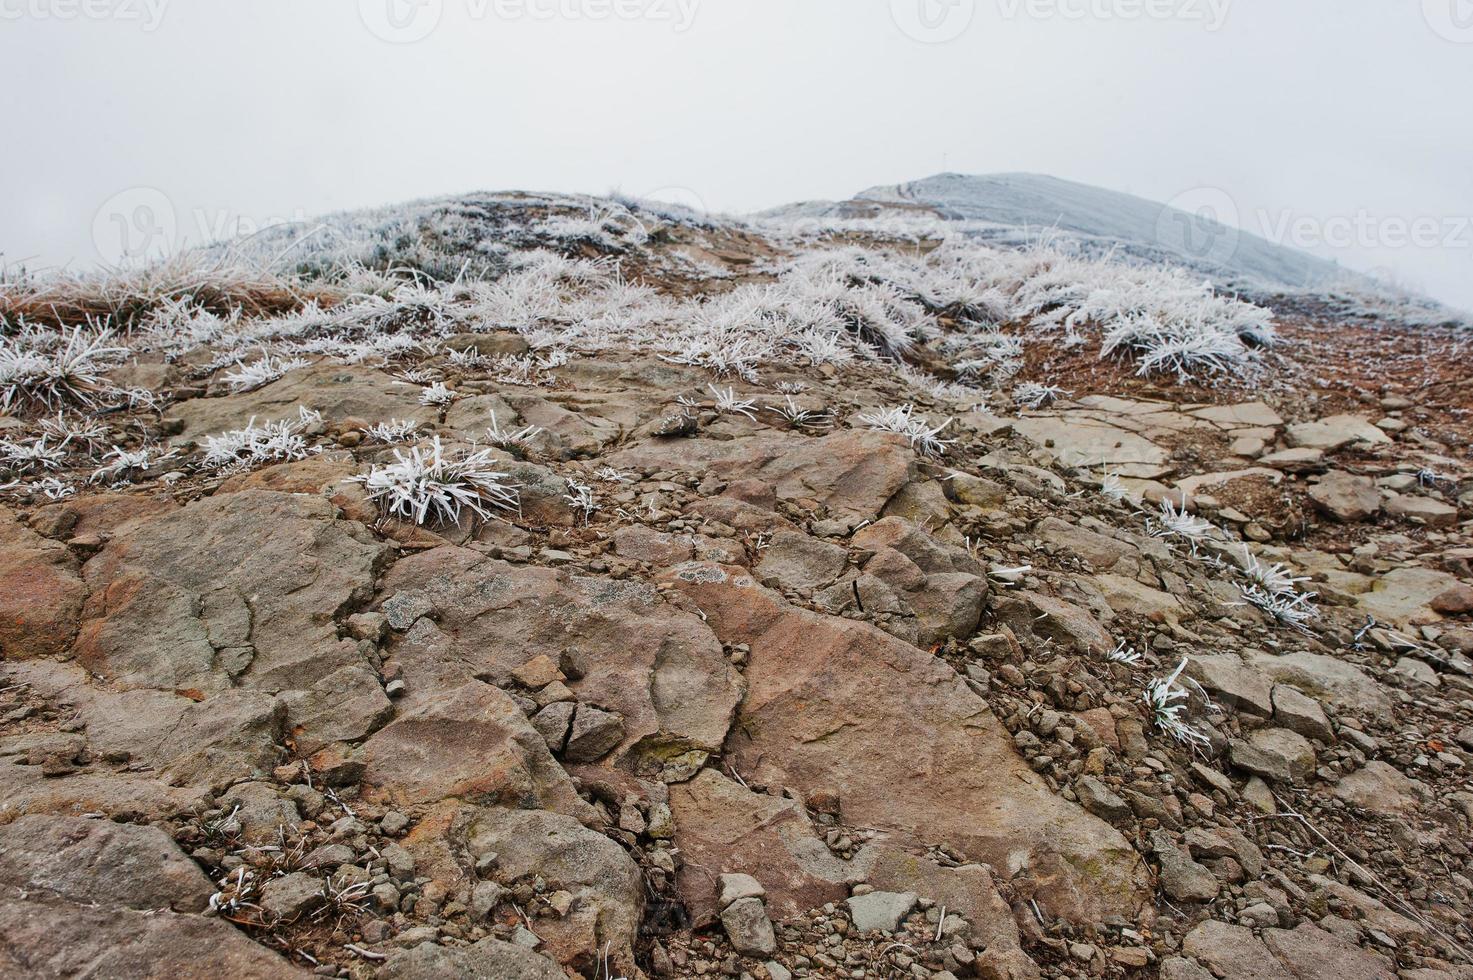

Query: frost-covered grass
left=222, top=351, right=310, bottom=393
left=859, top=404, right=954, bottom=457
left=353, top=436, right=519, bottom=526
left=202, top=407, right=320, bottom=472
left=1143, top=658, right=1211, bottom=750
left=0, top=324, right=129, bottom=411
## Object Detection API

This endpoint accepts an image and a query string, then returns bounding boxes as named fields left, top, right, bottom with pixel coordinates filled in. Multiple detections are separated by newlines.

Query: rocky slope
left=0, top=194, right=1471, bottom=979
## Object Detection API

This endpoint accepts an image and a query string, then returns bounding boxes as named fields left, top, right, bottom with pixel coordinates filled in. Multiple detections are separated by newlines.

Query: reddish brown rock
left=380, top=548, right=742, bottom=772
left=670, top=769, right=855, bottom=925
left=668, top=567, right=1149, bottom=924
left=0, top=507, right=85, bottom=661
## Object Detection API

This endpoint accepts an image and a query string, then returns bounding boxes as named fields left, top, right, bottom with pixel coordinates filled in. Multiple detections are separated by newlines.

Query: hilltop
left=0, top=188, right=1470, bottom=979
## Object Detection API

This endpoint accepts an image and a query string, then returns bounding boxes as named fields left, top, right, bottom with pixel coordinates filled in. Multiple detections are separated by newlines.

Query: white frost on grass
left=859, top=404, right=954, bottom=458
left=353, top=436, right=519, bottom=526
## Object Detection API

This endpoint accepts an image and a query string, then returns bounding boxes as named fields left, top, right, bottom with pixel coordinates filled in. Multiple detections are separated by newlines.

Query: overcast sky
left=3, top=0, right=1470, bottom=308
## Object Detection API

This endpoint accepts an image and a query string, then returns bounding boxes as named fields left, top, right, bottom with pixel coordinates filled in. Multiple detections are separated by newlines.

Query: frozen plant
left=1012, top=382, right=1069, bottom=410
left=494, top=354, right=554, bottom=387
left=1108, top=641, right=1144, bottom=666
left=1149, top=498, right=1215, bottom=542
left=1238, top=547, right=1308, bottom=595
left=419, top=381, right=457, bottom=407
left=765, top=395, right=833, bottom=431
left=774, top=381, right=808, bottom=394
left=484, top=410, right=542, bottom=451
left=0, top=324, right=128, bottom=411
left=0, top=436, right=67, bottom=473
left=365, top=418, right=420, bottom=444
left=91, top=445, right=178, bottom=484
left=202, top=408, right=318, bottom=471
left=1098, top=472, right=1129, bottom=503
left=1142, top=658, right=1211, bottom=750
left=708, top=384, right=758, bottom=420
left=447, top=346, right=492, bottom=369
left=392, top=367, right=437, bottom=386
left=1239, top=583, right=1319, bottom=634
left=1417, top=468, right=1442, bottom=487
left=353, top=436, right=519, bottom=526
left=595, top=466, right=631, bottom=483
left=222, top=351, right=309, bottom=393
left=859, top=404, right=954, bottom=457
left=24, top=476, right=76, bottom=500
left=37, top=412, right=107, bottom=447
left=563, top=478, right=598, bottom=524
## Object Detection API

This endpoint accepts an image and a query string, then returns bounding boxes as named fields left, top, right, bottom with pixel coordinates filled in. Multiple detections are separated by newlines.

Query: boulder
left=1333, top=762, right=1427, bottom=817
left=0, top=815, right=214, bottom=913
left=668, top=568, right=1149, bottom=924
left=1284, top=415, right=1391, bottom=451
left=380, top=939, right=566, bottom=980
left=755, top=530, right=849, bottom=593
left=465, top=807, right=643, bottom=974
left=0, top=896, right=307, bottom=978
left=1385, top=493, right=1459, bottom=528
left=1262, top=922, right=1394, bottom=980
left=379, top=549, right=742, bottom=772
left=1182, top=920, right=1288, bottom=978
left=361, top=677, right=587, bottom=816
left=73, top=491, right=389, bottom=722
left=0, top=507, right=85, bottom=661
left=670, top=769, right=854, bottom=925
left=1271, top=686, right=1333, bottom=743
left=721, top=896, right=777, bottom=956
left=1230, top=728, right=1316, bottom=785
left=846, top=890, right=917, bottom=933
left=1308, top=472, right=1381, bottom=522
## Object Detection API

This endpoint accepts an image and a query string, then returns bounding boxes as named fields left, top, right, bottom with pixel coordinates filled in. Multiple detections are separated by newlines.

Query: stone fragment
left=563, top=705, right=625, bottom=763
left=720, top=896, right=777, bottom=956
left=846, top=890, right=918, bottom=933
left=260, top=871, right=324, bottom=920
left=718, top=873, right=765, bottom=909
left=380, top=939, right=565, bottom=980
left=1230, top=728, right=1316, bottom=784
left=1271, top=685, right=1333, bottom=743
left=1308, top=472, right=1381, bottom=522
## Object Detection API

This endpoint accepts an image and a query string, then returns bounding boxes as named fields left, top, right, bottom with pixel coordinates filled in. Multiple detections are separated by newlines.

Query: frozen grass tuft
left=222, top=351, right=309, bottom=393
left=484, top=410, right=541, bottom=451
left=202, top=407, right=320, bottom=472
left=1013, top=382, right=1068, bottom=409
left=1, top=436, right=69, bottom=473
left=860, top=404, right=954, bottom=457
left=418, top=381, right=457, bottom=407
left=0, top=324, right=129, bottom=411
left=1148, top=498, right=1215, bottom=543
left=1143, top=658, right=1211, bottom=750
left=91, top=444, right=178, bottom=484
left=365, top=418, right=420, bottom=444
left=353, top=436, right=519, bottom=526
left=708, top=384, right=758, bottom=420
left=1239, top=583, right=1319, bottom=634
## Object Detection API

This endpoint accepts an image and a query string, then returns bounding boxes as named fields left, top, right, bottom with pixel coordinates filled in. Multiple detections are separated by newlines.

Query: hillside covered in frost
left=0, top=187, right=1470, bottom=980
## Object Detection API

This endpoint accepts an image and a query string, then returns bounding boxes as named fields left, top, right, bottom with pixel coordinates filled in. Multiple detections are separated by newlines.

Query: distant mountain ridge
left=769, top=172, right=1363, bottom=293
